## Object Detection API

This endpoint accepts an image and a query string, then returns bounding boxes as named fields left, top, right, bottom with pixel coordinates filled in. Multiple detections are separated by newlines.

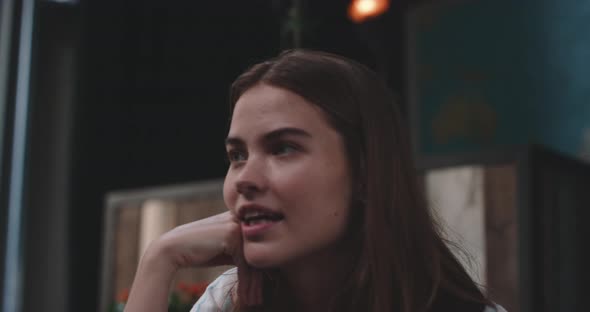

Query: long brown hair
left=228, top=50, right=491, bottom=312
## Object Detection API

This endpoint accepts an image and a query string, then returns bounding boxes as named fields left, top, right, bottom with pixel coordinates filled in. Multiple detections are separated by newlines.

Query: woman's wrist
left=124, top=242, right=179, bottom=312
left=139, top=238, right=180, bottom=279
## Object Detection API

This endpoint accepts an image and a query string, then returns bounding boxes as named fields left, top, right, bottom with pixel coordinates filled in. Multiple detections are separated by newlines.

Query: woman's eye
left=227, top=150, right=247, bottom=162
left=272, top=143, right=298, bottom=156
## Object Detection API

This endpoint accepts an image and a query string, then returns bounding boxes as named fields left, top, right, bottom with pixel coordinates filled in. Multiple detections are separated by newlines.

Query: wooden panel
left=138, top=199, right=179, bottom=258
left=114, top=205, right=141, bottom=299
left=484, top=164, right=519, bottom=312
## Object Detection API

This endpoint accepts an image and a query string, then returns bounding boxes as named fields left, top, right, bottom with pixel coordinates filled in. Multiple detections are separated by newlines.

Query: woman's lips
left=241, top=219, right=282, bottom=239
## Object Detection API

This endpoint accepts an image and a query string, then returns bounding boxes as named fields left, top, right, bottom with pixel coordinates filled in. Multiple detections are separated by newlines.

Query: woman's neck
left=279, top=244, right=353, bottom=312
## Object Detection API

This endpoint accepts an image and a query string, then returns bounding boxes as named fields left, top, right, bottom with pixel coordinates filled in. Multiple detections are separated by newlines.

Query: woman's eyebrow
left=225, top=127, right=311, bottom=146
left=224, top=136, right=244, bottom=147
left=262, top=127, right=311, bottom=142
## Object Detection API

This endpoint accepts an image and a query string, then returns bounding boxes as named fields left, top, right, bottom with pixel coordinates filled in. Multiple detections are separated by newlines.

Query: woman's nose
left=236, top=180, right=260, bottom=199
left=234, top=158, right=267, bottom=199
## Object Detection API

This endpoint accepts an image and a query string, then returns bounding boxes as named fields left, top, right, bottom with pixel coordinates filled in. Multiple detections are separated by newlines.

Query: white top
left=191, top=268, right=507, bottom=312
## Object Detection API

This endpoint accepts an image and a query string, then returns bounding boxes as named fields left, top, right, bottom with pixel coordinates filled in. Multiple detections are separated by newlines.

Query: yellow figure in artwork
left=431, top=93, right=497, bottom=145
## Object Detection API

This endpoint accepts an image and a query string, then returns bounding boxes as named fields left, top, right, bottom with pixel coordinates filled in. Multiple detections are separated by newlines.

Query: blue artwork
left=407, top=0, right=590, bottom=162
left=526, top=0, right=590, bottom=162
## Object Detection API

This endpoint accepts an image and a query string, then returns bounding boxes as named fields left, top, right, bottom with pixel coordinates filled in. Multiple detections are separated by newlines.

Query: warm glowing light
left=348, top=0, right=390, bottom=23
left=357, top=0, right=377, bottom=14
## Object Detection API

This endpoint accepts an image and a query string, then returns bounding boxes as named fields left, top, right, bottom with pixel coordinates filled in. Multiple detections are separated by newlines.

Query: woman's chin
left=244, top=244, right=283, bottom=268
left=244, top=252, right=278, bottom=268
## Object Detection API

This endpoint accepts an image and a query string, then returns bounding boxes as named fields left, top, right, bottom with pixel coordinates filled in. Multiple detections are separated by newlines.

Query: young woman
left=125, top=50, right=506, bottom=312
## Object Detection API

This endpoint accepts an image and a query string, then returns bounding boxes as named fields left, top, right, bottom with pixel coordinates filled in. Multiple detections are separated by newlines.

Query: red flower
left=188, top=282, right=208, bottom=297
left=177, top=281, right=189, bottom=292
left=175, top=281, right=209, bottom=298
left=116, top=288, right=130, bottom=303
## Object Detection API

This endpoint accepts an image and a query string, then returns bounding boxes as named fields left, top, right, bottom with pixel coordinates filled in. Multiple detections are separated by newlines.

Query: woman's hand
left=124, top=211, right=244, bottom=312
left=152, top=211, right=242, bottom=270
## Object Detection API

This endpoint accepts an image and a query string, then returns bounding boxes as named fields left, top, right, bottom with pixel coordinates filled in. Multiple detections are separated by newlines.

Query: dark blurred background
left=0, top=0, right=588, bottom=311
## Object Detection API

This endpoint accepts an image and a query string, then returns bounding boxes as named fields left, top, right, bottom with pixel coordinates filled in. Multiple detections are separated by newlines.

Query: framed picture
left=406, top=0, right=530, bottom=167
left=99, top=179, right=231, bottom=312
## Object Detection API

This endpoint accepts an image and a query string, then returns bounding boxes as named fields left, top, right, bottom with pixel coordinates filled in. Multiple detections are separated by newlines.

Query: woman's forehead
left=230, top=85, right=328, bottom=131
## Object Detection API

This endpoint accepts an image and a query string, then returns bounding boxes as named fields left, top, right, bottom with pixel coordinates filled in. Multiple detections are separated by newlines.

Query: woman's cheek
left=222, top=177, right=237, bottom=211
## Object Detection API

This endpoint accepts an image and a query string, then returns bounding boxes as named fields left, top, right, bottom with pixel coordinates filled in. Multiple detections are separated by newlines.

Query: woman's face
left=224, top=83, right=353, bottom=268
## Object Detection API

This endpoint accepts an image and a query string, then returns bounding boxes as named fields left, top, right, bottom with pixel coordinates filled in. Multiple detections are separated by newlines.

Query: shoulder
left=190, top=267, right=237, bottom=312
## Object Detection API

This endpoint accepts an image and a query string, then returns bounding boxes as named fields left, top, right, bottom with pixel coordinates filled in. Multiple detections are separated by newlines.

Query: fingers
left=191, top=211, right=237, bottom=226
left=153, top=211, right=242, bottom=269
left=166, top=210, right=264, bottom=305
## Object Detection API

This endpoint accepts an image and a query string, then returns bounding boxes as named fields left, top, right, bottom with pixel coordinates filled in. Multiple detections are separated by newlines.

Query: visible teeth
left=249, top=219, right=271, bottom=225
left=244, top=211, right=265, bottom=219
left=242, top=210, right=283, bottom=224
